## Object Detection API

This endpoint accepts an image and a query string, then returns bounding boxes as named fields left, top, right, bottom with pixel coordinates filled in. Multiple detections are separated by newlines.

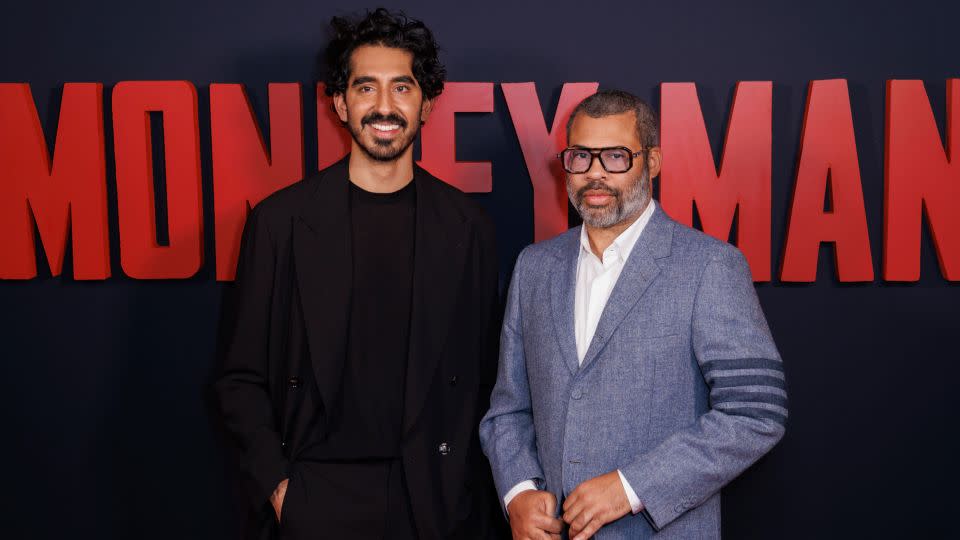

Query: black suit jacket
left=214, top=158, right=502, bottom=539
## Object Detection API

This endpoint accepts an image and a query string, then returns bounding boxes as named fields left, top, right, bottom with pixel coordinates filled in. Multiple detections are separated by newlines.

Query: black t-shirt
left=317, top=179, right=417, bottom=459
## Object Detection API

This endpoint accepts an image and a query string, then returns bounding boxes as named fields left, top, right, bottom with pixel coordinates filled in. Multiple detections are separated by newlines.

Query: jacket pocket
left=278, top=471, right=299, bottom=534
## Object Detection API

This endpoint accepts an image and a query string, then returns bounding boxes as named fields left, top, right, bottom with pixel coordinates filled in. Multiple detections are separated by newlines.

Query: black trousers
left=277, top=459, right=418, bottom=540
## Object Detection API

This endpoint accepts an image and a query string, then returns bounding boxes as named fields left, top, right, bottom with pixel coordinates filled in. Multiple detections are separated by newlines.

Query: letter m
left=0, top=83, right=109, bottom=279
left=660, top=82, right=772, bottom=281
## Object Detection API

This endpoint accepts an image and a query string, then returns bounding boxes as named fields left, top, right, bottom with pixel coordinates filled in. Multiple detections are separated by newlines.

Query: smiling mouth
left=369, top=123, right=401, bottom=133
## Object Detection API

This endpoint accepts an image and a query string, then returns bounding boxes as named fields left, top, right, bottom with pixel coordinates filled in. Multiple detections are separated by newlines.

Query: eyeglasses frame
left=557, top=146, right=648, bottom=174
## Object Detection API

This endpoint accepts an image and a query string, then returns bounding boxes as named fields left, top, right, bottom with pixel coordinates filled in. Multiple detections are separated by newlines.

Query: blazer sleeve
left=475, top=214, right=502, bottom=418
left=213, top=206, right=290, bottom=508
left=479, top=248, right=546, bottom=509
left=620, top=243, right=787, bottom=531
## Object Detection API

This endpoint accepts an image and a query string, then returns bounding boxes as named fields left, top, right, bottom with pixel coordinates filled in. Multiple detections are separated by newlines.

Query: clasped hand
left=508, top=471, right=631, bottom=540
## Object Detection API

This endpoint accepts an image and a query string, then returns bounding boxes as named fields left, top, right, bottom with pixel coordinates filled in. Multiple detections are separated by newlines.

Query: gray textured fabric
left=480, top=206, right=786, bottom=539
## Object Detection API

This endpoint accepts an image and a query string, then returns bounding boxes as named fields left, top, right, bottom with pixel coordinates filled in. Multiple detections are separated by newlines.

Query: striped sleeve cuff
left=701, top=357, right=787, bottom=425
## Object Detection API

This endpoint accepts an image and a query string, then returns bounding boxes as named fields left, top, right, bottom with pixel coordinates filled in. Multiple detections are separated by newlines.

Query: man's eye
left=608, top=152, right=624, bottom=159
left=574, top=152, right=590, bottom=159
left=395, top=85, right=409, bottom=93
left=359, top=86, right=374, bottom=93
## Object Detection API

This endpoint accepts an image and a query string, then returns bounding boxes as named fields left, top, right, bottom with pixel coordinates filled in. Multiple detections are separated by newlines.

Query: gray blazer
left=479, top=206, right=786, bottom=539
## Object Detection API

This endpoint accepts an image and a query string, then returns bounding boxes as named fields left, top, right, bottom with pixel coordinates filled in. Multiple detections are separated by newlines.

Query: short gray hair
left=566, top=89, right=659, bottom=148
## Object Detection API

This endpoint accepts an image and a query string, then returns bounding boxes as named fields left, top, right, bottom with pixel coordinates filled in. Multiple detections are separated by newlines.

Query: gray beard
left=568, top=165, right=651, bottom=229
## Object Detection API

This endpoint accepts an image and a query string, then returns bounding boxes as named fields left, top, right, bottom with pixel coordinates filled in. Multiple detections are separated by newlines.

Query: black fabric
left=276, top=460, right=418, bottom=540
left=214, top=157, right=506, bottom=539
left=298, top=180, right=416, bottom=462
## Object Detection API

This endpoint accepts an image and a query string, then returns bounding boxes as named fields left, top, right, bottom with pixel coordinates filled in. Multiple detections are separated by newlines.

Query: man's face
left=333, top=45, right=432, bottom=162
left=565, top=111, right=660, bottom=229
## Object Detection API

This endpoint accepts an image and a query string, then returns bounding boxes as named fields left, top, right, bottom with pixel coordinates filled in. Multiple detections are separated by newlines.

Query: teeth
left=371, top=124, right=400, bottom=131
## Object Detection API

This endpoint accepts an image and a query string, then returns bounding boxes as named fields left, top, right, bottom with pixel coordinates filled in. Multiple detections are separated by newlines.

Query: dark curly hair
left=322, top=8, right=446, bottom=100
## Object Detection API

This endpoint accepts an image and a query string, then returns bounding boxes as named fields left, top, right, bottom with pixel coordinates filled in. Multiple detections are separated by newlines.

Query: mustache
left=576, top=181, right=620, bottom=201
left=361, top=112, right=407, bottom=128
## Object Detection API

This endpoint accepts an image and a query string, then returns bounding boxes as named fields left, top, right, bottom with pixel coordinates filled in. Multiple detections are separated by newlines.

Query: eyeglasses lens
left=599, top=149, right=630, bottom=173
left=563, top=149, right=591, bottom=173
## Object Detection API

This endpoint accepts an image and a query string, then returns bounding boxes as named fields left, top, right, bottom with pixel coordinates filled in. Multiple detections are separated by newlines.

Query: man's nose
left=585, top=154, right=606, bottom=180
left=375, top=89, right=394, bottom=115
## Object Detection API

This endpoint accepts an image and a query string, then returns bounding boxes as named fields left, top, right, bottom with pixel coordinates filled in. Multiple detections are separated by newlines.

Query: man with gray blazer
left=479, top=90, right=786, bottom=540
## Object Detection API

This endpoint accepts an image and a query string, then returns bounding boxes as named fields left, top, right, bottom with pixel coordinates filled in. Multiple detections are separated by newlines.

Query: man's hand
left=562, top=471, right=631, bottom=540
left=506, top=489, right=564, bottom=540
left=270, top=478, right=289, bottom=522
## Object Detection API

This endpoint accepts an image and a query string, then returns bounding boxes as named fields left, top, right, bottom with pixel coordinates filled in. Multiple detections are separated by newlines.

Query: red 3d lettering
left=316, top=83, right=351, bottom=171
left=884, top=79, right=960, bottom=281
left=503, top=82, right=599, bottom=241
left=418, top=82, right=494, bottom=192
left=781, top=80, right=874, bottom=282
left=113, top=81, right=203, bottom=279
left=2, top=79, right=959, bottom=283
left=0, top=83, right=109, bottom=279
left=211, top=83, right=304, bottom=281
left=660, top=82, right=773, bottom=281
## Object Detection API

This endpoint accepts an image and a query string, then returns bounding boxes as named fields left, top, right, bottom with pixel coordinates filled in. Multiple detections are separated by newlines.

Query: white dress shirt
left=504, top=201, right=656, bottom=515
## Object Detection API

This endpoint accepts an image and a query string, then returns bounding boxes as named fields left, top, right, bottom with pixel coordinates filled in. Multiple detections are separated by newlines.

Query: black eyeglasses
left=558, top=146, right=645, bottom=174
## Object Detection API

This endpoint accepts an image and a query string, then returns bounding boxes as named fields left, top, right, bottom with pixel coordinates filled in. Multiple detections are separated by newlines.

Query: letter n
left=884, top=79, right=960, bottom=281
left=211, top=83, right=304, bottom=281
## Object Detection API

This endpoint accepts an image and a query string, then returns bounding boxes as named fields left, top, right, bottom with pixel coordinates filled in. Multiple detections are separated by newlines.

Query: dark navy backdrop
left=2, top=0, right=958, bottom=538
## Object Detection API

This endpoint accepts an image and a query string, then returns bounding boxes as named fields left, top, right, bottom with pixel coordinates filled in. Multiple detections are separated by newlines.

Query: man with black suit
left=214, top=9, right=500, bottom=539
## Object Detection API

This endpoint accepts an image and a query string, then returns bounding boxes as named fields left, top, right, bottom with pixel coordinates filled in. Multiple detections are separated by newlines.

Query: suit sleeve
left=213, top=206, right=289, bottom=508
left=620, top=243, right=787, bottom=531
left=475, top=215, right=502, bottom=420
left=479, top=248, right=546, bottom=511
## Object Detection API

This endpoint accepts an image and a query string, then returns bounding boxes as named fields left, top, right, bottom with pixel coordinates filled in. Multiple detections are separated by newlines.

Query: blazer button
left=449, top=375, right=458, bottom=386
left=438, top=442, right=451, bottom=456
left=288, top=377, right=301, bottom=388
left=571, top=388, right=583, bottom=400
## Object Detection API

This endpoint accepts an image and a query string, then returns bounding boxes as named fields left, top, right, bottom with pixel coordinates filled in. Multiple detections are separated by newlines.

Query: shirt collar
left=579, top=200, right=657, bottom=264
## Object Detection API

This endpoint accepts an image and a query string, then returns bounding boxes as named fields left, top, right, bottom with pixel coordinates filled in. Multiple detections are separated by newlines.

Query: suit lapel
left=579, top=206, right=675, bottom=371
left=402, top=168, right=469, bottom=437
left=293, top=159, right=352, bottom=413
left=549, top=230, right=582, bottom=375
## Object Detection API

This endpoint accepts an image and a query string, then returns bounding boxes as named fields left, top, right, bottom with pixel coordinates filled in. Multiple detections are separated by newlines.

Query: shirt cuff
left=617, top=469, right=643, bottom=514
left=503, top=479, right=539, bottom=513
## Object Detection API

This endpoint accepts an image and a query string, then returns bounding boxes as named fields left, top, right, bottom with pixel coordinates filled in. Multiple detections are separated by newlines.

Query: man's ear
left=420, top=97, right=433, bottom=124
left=646, top=146, right=662, bottom=178
left=333, top=92, right=348, bottom=123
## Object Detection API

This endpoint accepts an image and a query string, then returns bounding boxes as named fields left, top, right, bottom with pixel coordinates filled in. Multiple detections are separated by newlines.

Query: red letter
left=211, top=83, right=304, bottom=281
left=503, top=82, right=599, bottom=241
left=781, top=80, right=874, bottom=282
left=113, top=81, right=203, bottom=279
left=884, top=80, right=960, bottom=281
left=660, top=82, right=772, bottom=281
left=0, top=83, right=109, bottom=279
left=317, top=83, right=351, bottom=170
left=418, top=82, right=494, bottom=192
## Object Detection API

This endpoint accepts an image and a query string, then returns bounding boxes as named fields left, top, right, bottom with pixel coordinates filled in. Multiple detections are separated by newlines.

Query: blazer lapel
left=402, top=168, right=470, bottom=437
left=293, top=159, right=352, bottom=414
left=579, top=206, right=675, bottom=371
left=549, top=230, right=582, bottom=375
